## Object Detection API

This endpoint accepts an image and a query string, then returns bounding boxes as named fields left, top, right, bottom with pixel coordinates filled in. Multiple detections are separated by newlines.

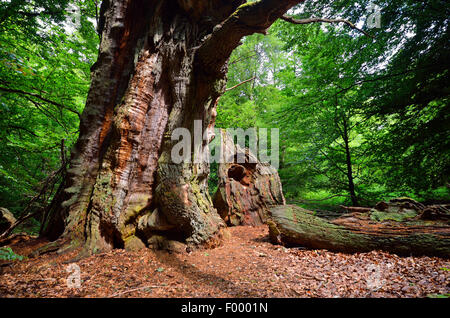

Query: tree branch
left=7, top=125, right=38, bottom=137
left=229, top=52, right=259, bottom=65
left=0, top=85, right=81, bottom=118
left=280, top=15, right=374, bottom=38
left=23, top=96, right=70, bottom=134
left=225, top=77, right=256, bottom=92
left=196, top=0, right=304, bottom=75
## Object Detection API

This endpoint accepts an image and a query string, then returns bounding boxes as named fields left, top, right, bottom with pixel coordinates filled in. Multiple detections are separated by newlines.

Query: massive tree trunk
left=40, top=0, right=302, bottom=255
left=268, top=204, right=450, bottom=257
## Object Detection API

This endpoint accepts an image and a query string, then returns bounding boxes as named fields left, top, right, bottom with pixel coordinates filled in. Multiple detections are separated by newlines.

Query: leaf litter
left=0, top=226, right=448, bottom=298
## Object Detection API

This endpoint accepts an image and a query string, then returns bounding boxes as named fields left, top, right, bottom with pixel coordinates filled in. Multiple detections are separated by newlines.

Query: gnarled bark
left=213, top=129, right=285, bottom=226
left=268, top=205, right=450, bottom=257
left=40, top=0, right=303, bottom=255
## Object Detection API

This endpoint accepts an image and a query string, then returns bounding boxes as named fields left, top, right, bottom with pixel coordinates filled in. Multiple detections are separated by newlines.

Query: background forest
left=0, top=0, right=449, bottom=235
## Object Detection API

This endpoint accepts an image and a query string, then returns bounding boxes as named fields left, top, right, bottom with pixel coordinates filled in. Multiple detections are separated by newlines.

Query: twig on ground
left=108, top=285, right=166, bottom=298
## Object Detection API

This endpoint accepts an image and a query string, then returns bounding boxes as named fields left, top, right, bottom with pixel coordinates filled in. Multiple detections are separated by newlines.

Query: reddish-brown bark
left=213, top=130, right=285, bottom=226
left=41, top=0, right=303, bottom=255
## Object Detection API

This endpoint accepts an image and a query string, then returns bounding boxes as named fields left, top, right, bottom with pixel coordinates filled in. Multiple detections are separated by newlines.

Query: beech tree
left=36, top=0, right=306, bottom=255
left=36, top=0, right=374, bottom=255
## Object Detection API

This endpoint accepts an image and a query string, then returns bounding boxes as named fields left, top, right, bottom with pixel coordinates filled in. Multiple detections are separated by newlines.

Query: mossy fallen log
left=268, top=205, right=450, bottom=258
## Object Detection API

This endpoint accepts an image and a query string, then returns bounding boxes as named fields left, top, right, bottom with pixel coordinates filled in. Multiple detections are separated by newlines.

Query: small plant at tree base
left=0, top=247, right=24, bottom=261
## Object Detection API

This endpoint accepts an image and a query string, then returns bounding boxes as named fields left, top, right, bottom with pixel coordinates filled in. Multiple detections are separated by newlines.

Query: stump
left=212, top=129, right=285, bottom=226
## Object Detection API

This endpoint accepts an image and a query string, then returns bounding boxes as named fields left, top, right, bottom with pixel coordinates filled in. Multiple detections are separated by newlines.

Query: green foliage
left=427, top=293, right=450, bottom=299
left=0, top=247, right=24, bottom=261
left=216, top=0, right=450, bottom=207
left=0, top=1, right=99, bottom=223
left=12, top=217, right=41, bottom=235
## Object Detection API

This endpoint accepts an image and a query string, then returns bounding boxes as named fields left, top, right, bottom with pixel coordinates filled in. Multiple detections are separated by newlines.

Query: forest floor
left=0, top=225, right=449, bottom=298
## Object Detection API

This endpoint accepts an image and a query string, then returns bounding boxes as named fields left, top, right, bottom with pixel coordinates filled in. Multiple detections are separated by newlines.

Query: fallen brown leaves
left=0, top=226, right=449, bottom=298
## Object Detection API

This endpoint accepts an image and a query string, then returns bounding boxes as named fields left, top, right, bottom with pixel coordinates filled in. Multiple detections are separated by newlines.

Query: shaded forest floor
left=0, top=226, right=449, bottom=298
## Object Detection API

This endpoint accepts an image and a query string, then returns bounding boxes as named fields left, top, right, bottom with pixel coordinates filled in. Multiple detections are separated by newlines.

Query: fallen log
left=0, top=233, right=37, bottom=247
left=339, top=205, right=372, bottom=213
left=268, top=205, right=450, bottom=258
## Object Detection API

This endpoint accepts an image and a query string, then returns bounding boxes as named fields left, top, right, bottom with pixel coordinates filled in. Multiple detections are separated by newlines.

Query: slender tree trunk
left=341, top=116, right=359, bottom=206
left=40, top=0, right=302, bottom=255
